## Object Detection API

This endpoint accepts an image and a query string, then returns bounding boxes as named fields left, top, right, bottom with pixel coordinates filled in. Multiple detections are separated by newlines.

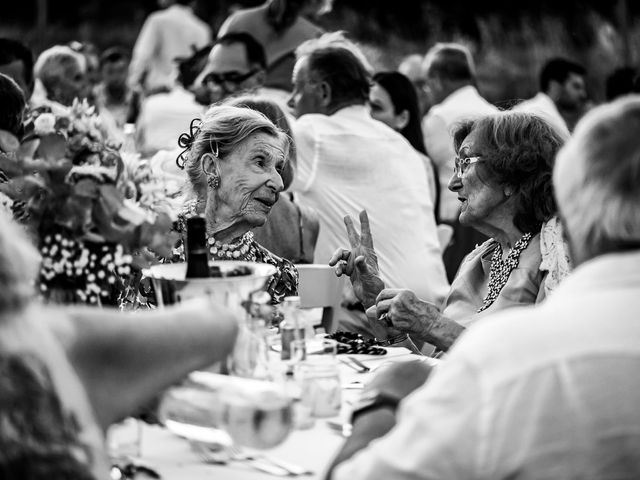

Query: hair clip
left=208, top=136, right=219, bottom=158
left=176, top=117, right=202, bottom=170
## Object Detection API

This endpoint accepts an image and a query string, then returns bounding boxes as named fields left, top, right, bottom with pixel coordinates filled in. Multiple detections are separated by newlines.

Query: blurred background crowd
left=2, top=0, right=639, bottom=104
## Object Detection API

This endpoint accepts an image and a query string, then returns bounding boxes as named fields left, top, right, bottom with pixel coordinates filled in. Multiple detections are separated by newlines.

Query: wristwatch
left=349, top=389, right=401, bottom=423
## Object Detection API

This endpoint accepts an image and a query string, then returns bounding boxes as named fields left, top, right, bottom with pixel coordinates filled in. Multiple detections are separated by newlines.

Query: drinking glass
left=294, top=338, right=341, bottom=418
left=159, top=373, right=293, bottom=451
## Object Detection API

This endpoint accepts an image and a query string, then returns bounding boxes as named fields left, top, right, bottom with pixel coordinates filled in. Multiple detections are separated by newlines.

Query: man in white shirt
left=328, top=95, right=640, bottom=480
left=128, top=0, right=211, bottom=95
left=288, top=35, right=448, bottom=310
left=513, top=57, right=587, bottom=137
left=421, top=43, right=498, bottom=282
left=421, top=43, right=498, bottom=226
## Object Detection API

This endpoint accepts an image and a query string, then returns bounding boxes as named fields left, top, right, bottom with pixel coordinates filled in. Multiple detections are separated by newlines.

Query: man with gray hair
left=421, top=42, right=498, bottom=281
left=32, top=45, right=90, bottom=108
left=328, top=95, right=640, bottom=479
left=288, top=34, right=448, bottom=338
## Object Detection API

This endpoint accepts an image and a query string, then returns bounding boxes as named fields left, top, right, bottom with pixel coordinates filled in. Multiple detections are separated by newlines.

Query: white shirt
left=334, top=250, right=640, bottom=480
left=513, top=92, right=570, bottom=138
left=292, top=105, right=449, bottom=305
left=422, top=85, right=498, bottom=222
left=136, top=87, right=204, bottom=157
left=128, top=5, right=211, bottom=92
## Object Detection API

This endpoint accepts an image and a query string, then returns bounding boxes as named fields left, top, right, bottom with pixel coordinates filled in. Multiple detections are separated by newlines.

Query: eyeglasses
left=454, top=155, right=483, bottom=178
left=202, top=69, right=259, bottom=92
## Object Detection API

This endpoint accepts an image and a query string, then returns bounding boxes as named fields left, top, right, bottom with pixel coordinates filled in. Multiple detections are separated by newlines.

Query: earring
left=207, top=175, right=220, bottom=189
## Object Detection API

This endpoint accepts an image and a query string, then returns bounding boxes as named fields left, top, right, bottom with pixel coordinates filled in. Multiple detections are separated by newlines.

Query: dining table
left=111, top=346, right=439, bottom=479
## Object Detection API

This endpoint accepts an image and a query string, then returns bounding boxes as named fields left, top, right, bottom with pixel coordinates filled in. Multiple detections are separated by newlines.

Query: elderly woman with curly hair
left=176, top=105, right=298, bottom=303
left=331, top=112, right=565, bottom=351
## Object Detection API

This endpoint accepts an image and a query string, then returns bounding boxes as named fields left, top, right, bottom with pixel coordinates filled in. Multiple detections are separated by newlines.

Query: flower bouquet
left=0, top=100, right=179, bottom=306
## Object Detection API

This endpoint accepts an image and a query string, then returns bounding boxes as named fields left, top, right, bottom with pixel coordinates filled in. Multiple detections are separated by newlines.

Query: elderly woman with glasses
left=176, top=104, right=298, bottom=303
left=330, top=112, right=565, bottom=352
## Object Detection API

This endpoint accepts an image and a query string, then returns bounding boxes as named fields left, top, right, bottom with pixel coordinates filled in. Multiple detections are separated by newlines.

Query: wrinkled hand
left=365, top=289, right=441, bottom=339
left=364, top=359, right=433, bottom=402
left=328, top=210, right=385, bottom=309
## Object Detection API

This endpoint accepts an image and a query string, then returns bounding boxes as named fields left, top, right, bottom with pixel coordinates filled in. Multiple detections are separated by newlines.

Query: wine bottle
left=185, top=217, right=210, bottom=278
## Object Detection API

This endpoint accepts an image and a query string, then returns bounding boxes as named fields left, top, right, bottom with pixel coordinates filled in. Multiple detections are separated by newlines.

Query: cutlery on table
left=338, top=357, right=367, bottom=373
left=347, top=356, right=370, bottom=372
left=228, top=445, right=314, bottom=476
left=194, top=442, right=313, bottom=476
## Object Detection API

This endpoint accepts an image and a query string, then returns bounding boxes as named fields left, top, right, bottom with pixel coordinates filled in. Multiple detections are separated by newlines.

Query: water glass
left=295, top=339, right=341, bottom=418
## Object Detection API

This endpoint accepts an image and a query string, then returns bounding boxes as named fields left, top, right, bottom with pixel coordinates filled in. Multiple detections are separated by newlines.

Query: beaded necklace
left=477, top=232, right=533, bottom=313
left=207, top=231, right=258, bottom=261
left=178, top=200, right=259, bottom=261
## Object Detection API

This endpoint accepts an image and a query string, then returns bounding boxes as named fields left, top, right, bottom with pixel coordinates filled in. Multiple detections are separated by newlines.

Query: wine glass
left=158, top=372, right=293, bottom=451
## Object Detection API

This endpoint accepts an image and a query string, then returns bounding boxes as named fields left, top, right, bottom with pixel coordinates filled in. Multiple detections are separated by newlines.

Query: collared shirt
left=334, top=250, right=640, bottom=480
left=512, top=92, right=570, bottom=138
left=422, top=85, right=498, bottom=222
left=128, top=5, right=211, bottom=93
left=292, top=105, right=449, bottom=305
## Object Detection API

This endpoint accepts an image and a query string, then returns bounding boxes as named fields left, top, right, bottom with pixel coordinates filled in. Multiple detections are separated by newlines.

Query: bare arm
left=48, top=298, right=238, bottom=430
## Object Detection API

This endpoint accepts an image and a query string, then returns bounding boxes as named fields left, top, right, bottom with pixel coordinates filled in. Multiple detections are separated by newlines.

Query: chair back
left=295, top=264, right=345, bottom=333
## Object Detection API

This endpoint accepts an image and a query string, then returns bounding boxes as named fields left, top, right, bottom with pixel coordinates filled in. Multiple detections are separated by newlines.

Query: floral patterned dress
left=175, top=204, right=298, bottom=304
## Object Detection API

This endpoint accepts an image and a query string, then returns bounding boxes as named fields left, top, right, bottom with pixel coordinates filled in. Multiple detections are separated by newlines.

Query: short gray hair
left=183, top=105, right=290, bottom=199
left=554, top=95, right=640, bottom=263
left=423, top=42, right=476, bottom=83
left=33, top=45, right=85, bottom=95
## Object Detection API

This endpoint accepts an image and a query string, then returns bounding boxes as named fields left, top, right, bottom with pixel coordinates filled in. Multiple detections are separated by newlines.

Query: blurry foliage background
left=1, top=0, right=639, bottom=103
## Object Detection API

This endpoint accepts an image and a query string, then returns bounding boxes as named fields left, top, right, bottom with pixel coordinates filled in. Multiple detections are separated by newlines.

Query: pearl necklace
left=207, top=231, right=257, bottom=261
left=180, top=200, right=258, bottom=261
left=478, top=232, right=533, bottom=313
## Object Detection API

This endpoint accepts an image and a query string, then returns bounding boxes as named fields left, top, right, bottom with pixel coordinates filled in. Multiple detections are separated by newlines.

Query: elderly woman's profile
left=331, top=111, right=566, bottom=351
left=176, top=105, right=298, bottom=302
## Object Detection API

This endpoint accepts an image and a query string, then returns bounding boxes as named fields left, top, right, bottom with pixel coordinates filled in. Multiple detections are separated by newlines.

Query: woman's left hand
left=366, top=289, right=441, bottom=339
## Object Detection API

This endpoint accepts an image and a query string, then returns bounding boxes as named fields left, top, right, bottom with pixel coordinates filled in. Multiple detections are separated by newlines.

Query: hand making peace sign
left=328, top=210, right=385, bottom=309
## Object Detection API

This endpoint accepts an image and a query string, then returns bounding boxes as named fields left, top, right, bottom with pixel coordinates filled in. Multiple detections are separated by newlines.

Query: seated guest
left=93, top=46, right=134, bottom=130
left=331, top=112, right=563, bottom=351
left=227, top=95, right=320, bottom=263
left=195, top=32, right=287, bottom=108
left=31, top=45, right=121, bottom=143
left=369, top=71, right=439, bottom=221
left=328, top=94, right=640, bottom=480
left=32, top=45, right=90, bottom=109
left=0, top=37, right=34, bottom=101
left=0, top=73, right=26, bottom=140
left=0, top=210, right=238, bottom=479
left=216, top=0, right=328, bottom=93
left=397, top=53, right=430, bottom=116
left=288, top=34, right=448, bottom=328
left=176, top=105, right=298, bottom=302
left=513, top=57, right=588, bottom=136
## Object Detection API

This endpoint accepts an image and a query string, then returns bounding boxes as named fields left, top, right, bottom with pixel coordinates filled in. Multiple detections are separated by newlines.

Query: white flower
left=33, top=113, right=57, bottom=135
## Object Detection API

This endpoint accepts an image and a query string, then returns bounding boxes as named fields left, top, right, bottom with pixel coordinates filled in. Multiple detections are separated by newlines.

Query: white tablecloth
left=122, top=349, right=436, bottom=479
